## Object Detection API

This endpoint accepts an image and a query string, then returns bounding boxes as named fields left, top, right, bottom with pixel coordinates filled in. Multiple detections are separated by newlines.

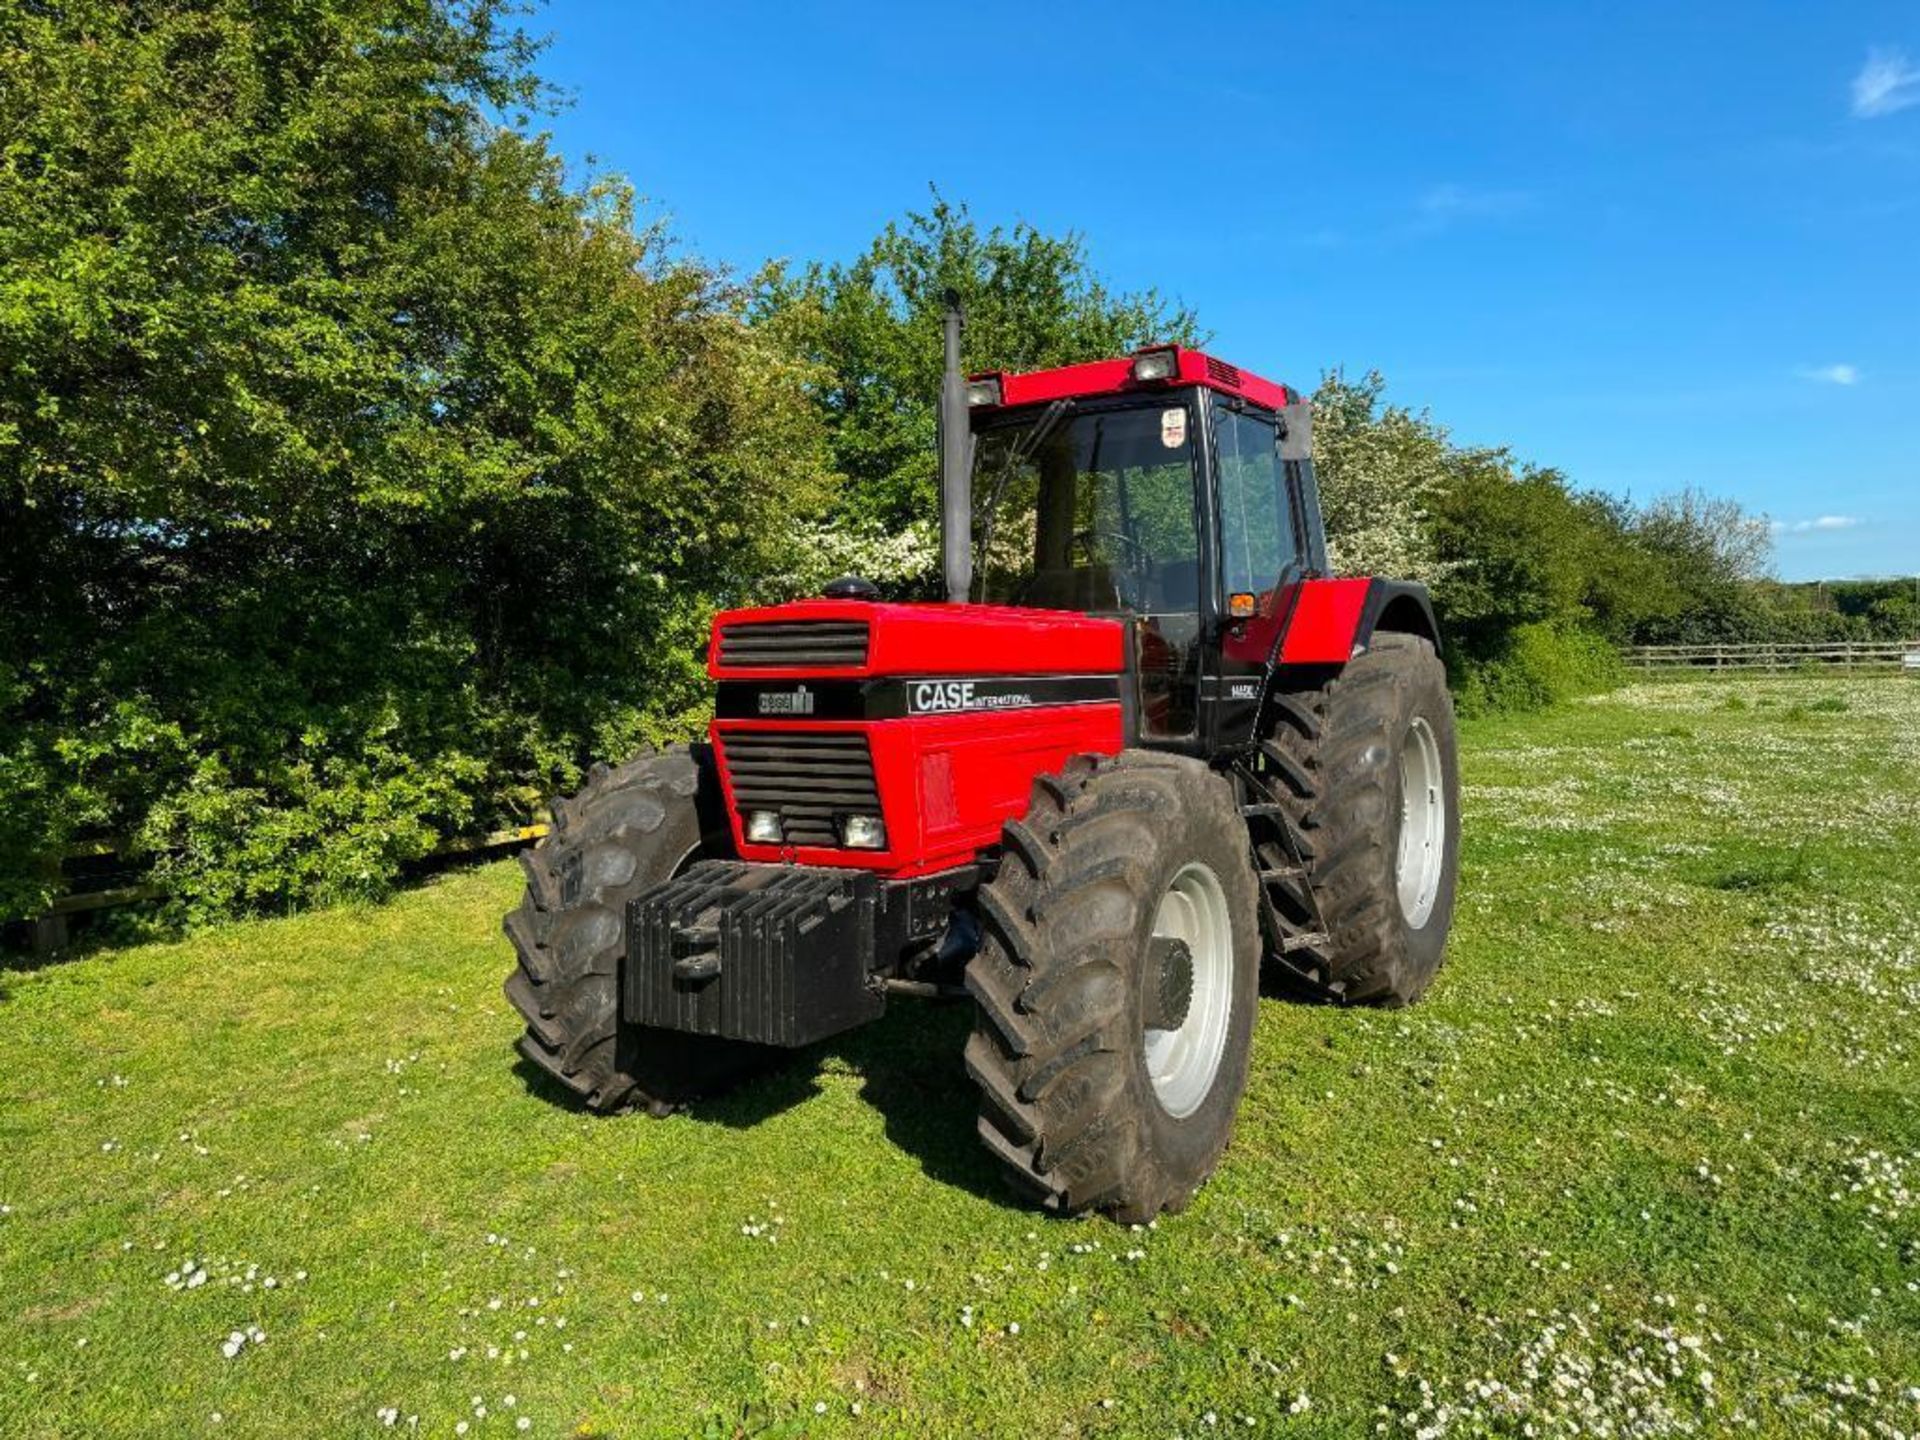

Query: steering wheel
left=1071, top=527, right=1151, bottom=572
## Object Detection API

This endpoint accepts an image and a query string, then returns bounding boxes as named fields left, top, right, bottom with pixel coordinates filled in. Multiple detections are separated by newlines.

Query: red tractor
left=505, top=300, right=1460, bottom=1221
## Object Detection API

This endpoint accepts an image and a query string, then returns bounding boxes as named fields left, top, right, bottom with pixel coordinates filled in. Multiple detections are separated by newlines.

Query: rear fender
left=1272, top=578, right=1438, bottom=665
left=1224, top=578, right=1441, bottom=749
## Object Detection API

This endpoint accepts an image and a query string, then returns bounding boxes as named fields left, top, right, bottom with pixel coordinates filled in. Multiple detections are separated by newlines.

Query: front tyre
left=503, top=746, right=772, bottom=1114
left=964, top=752, right=1262, bottom=1222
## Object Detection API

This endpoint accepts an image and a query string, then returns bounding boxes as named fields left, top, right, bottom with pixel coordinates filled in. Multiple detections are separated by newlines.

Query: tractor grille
left=716, top=619, right=870, bottom=669
left=719, top=730, right=880, bottom=848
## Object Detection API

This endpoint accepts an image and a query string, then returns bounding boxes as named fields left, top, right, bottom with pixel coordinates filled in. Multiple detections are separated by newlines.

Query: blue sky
left=534, top=1, right=1919, bottom=581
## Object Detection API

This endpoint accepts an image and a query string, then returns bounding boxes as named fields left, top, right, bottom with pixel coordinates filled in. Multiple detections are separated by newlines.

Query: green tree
left=1428, top=460, right=1672, bottom=657
left=753, top=194, right=1199, bottom=590
left=0, top=0, right=828, bottom=919
left=1626, top=489, right=1775, bottom=644
left=1867, top=593, right=1920, bottom=640
left=1310, top=370, right=1451, bottom=583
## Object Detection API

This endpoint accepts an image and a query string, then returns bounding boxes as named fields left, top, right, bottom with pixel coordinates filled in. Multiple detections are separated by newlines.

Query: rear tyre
left=503, top=747, right=773, bottom=1114
left=1256, top=632, right=1460, bottom=1006
left=964, top=752, right=1261, bottom=1222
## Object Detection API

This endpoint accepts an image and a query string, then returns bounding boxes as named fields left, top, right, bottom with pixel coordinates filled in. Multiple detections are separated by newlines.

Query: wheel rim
left=670, top=842, right=703, bottom=880
left=1143, top=861, right=1235, bottom=1120
left=1395, top=716, right=1446, bottom=929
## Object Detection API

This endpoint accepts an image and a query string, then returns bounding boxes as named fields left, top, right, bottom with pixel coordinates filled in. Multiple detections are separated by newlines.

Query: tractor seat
left=1149, top=558, right=1200, bottom=612
left=1023, top=564, right=1120, bottom=612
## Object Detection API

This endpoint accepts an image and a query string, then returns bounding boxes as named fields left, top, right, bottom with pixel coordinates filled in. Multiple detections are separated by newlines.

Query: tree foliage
left=0, top=0, right=828, bottom=918
left=1809, top=579, right=1920, bottom=642
left=1310, top=370, right=1451, bottom=584
left=754, top=195, right=1199, bottom=588
left=1624, top=489, right=1776, bottom=644
left=1314, top=372, right=1795, bottom=709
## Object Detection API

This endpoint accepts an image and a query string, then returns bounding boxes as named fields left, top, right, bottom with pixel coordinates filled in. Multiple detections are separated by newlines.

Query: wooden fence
left=10, top=821, right=550, bottom=960
left=1624, top=639, right=1920, bottom=673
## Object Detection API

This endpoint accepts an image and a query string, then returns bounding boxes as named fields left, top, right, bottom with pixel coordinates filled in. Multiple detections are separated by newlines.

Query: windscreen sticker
left=1161, top=408, right=1186, bottom=448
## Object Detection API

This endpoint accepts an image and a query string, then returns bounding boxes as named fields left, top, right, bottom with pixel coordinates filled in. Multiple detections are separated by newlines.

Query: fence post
left=31, top=912, right=69, bottom=959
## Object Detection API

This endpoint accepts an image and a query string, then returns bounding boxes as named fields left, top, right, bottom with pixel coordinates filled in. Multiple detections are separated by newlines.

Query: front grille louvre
left=721, top=731, right=880, bottom=848
left=717, top=620, right=870, bottom=669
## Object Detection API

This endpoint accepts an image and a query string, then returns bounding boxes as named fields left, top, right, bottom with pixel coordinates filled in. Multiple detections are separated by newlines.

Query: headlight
left=837, top=813, right=886, bottom=850
left=965, top=377, right=1003, bottom=407
left=1131, top=347, right=1179, bottom=383
left=746, top=810, right=783, bottom=844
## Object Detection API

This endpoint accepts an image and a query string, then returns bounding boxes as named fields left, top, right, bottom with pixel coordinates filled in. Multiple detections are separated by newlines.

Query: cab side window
left=1215, top=408, right=1298, bottom=598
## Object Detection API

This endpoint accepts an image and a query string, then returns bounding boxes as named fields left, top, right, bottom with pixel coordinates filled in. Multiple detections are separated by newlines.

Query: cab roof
left=972, top=346, right=1298, bottom=415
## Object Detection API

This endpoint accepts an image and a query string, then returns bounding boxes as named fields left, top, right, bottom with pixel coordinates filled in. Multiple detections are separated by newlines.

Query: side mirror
left=1279, top=401, right=1313, bottom=462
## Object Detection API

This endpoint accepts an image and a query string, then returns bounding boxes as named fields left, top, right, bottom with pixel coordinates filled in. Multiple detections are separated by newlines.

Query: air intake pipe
left=938, top=289, right=972, bottom=604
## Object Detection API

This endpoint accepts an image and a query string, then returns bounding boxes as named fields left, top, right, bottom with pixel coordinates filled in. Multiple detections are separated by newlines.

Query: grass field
left=4, top=675, right=1919, bottom=1439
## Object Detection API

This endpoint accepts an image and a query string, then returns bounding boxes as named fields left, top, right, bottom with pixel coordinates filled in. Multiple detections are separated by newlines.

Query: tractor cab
left=961, top=346, right=1334, bottom=751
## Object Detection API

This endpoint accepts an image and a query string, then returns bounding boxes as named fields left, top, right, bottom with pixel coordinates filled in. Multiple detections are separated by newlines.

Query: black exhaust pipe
left=938, top=289, right=972, bottom=604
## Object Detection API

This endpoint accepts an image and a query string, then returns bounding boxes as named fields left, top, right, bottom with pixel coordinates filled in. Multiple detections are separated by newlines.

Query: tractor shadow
left=1260, top=965, right=1340, bottom=1005
left=694, top=998, right=1004, bottom=1205
left=510, top=1050, right=829, bottom=1127
left=511, top=1000, right=1009, bottom=1206
left=822, top=1000, right=1008, bottom=1204
left=515, top=973, right=1335, bottom=1208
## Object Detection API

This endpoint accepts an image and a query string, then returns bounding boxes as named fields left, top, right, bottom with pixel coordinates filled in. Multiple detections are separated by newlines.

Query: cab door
left=1119, top=397, right=1209, bottom=744
left=1206, top=397, right=1306, bottom=748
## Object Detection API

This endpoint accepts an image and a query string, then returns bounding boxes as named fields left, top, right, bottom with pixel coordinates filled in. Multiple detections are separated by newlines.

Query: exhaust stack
left=938, top=289, right=972, bottom=604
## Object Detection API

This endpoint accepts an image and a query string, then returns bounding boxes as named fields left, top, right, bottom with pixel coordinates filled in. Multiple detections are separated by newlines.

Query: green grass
left=4, top=676, right=1919, bottom=1438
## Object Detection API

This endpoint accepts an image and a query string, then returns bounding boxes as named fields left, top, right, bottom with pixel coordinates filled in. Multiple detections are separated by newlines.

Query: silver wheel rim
left=1396, top=716, right=1446, bottom=928
left=1143, top=861, right=1235, bottom=1120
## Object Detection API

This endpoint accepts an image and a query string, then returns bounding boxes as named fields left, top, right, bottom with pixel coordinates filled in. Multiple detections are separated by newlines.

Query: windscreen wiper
left=973, top=398, right=1074, bottom=589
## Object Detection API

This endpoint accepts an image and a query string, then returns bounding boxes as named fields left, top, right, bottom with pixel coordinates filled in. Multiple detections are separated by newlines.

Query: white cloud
left=1796, top=362, right=1861, bottom=386
left=1415, top=184, right=1535, bottom=229
left=1852, top=48, right=1920, bottom=118
left=1771, top=515, right=1862, bottom=534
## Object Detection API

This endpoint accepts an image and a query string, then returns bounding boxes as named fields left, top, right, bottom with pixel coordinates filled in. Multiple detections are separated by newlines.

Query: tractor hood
left=707, top=599, right=1123, bottom=682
